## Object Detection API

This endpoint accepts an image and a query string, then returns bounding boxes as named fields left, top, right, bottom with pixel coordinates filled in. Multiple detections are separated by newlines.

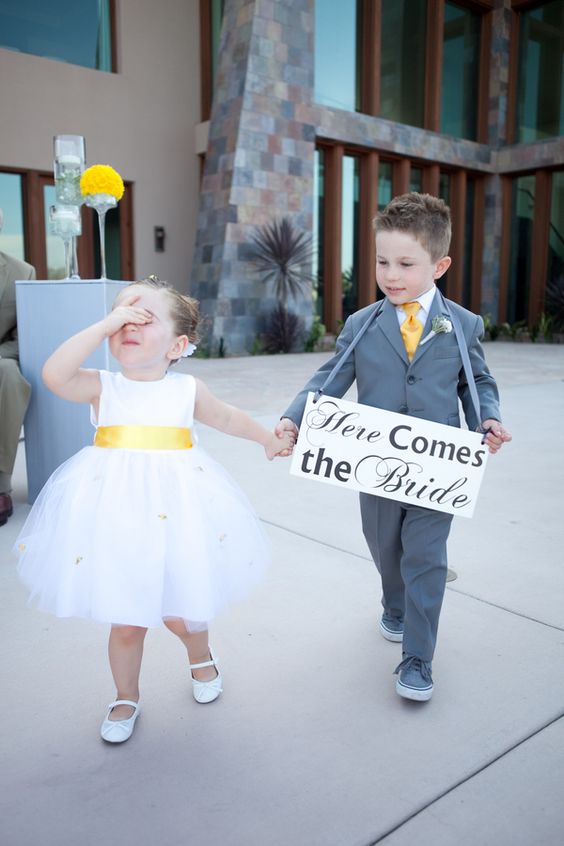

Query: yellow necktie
left=400, top=302, right=423, bottom=361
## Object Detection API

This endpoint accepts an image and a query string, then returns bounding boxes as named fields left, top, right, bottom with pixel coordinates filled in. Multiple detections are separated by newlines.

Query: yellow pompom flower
left=80, top=164, right=124, bottom=200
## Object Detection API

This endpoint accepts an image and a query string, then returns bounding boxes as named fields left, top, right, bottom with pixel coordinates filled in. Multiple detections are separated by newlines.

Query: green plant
left=194, top=341, right=211, bottom=359
left=250, top=216, right=314, bottom=306
left=263, top=302, right=304, bottom=353
left=304, top=315, right=326, bottom=352
left=509, top=319, right=527, bottom=338
left=536, top=311, right=553, bottom=339
left=481, top=313, right=500, bottom=341
left=250, top=335, right=264, bottom=356
left=546, top=274, right=564, bottom=330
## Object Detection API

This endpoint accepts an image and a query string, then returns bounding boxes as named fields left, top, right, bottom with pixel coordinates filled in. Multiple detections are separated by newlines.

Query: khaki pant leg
left=0, top=358, right=31, bottom=490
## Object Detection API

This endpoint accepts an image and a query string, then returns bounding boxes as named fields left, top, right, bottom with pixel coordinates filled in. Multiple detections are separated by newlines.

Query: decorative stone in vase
left=48, top=204, right=82, bottom=279
left=53, top=134, right=86, bottom=278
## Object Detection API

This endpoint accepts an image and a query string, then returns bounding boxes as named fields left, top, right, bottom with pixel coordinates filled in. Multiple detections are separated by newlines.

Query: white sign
left=290, top=393, right=489, bottom=518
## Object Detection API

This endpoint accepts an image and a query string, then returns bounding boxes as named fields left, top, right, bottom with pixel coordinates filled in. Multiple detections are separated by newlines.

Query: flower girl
left=15, top=277, right=293, bottom=743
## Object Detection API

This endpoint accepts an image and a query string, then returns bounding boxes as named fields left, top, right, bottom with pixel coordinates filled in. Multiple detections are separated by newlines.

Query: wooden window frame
left=200, top=0, right=213, bottom=122
left=319, top=143, right=344, bottom=333
left=529, top=169, right=552, bottom=326
left=359, top=0, right=491, bottom=140
left=425, top=0, right=445, bottom=132
left=5, top=168, right=133, bottom=281
left=109, top=0, right=119, bottom=74
left=498, top=167, right=553, bottom=327
left=506, top=0, right=560, bottom=145
left=317, top=141, right=486, bottom=326
left=498, top=176, right=513, bottom=323
left=359, top=0, right=381, bottom=115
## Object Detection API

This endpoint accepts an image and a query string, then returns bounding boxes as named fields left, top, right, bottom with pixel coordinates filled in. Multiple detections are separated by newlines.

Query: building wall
left=193, top=0, right=564, bottom=349
left=0, top=0, right=202, bottom=291
left=191, top=0, right=315, bottom=355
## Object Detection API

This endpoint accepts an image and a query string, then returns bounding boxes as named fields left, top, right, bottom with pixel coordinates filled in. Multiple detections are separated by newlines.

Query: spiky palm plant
left=250, top=217, right=314, bottom=306
left=546, top=274, right=564, bottom=330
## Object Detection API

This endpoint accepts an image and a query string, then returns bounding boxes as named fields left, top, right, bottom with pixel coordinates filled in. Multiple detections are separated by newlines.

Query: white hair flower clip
left=419, top=314, right=453, bottom=346
left=181, top=342, right=197, bottom=357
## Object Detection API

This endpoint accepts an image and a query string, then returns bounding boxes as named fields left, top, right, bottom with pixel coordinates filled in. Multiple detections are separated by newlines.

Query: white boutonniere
left=419, top=314, right=453, bottom=345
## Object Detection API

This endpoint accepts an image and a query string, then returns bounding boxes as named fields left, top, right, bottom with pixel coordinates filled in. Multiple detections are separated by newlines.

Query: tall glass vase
left=85, top=193, right=117, bottom=279
left=49, top=205, right=82, bottom=279
left=53, top=135, right=86, bottom=278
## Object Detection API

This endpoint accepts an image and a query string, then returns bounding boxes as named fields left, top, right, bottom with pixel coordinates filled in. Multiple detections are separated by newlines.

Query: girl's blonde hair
left=119, top=275, right=201, bottom=349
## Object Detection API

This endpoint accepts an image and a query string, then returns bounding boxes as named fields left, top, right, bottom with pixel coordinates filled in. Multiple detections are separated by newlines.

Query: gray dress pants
left=360, top=493, right=453, bottom=662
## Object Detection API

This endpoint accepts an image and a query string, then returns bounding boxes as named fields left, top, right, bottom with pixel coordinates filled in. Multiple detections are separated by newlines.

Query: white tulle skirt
left=15, top=445, right=269, bottom=628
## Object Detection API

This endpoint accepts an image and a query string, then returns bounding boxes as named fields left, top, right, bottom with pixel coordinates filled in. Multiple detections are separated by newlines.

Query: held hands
left=481, top=419, right=512, bottom=454
left=102, top=294, right=152, bottom=337
left=264, top=424, right=296, bottom=461
left=271, top=417, right=299, bottom=459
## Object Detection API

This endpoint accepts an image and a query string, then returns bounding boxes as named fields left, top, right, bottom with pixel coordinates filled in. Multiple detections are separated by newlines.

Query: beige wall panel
left=0, top=0, right=201, bottom=292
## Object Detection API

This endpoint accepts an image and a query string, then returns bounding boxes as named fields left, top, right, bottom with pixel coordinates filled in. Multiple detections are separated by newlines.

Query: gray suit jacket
left=0, top=251, right=36, bottom=360
left=284, top=292, right=500, bottom=433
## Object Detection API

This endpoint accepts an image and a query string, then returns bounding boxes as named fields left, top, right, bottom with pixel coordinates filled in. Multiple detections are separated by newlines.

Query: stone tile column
left=191, top=0, right=315, bottom=354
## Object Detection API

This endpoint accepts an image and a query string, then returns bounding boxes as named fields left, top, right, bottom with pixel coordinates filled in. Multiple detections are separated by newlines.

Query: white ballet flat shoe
left=190, top=649, right=223, bottom=704
left=100, top=699, right=141, bottom=743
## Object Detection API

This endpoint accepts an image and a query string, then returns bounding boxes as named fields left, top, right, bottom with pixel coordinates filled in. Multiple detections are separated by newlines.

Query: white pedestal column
left=15, top=279, right=127, bottom=503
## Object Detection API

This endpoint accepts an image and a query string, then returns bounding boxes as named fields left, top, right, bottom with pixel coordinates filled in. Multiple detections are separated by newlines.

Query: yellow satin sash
left=94, top=425, right=193, bottom=450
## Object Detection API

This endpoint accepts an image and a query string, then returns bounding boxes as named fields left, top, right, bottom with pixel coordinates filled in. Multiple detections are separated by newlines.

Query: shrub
left=263, top=303, right=304, bottom=354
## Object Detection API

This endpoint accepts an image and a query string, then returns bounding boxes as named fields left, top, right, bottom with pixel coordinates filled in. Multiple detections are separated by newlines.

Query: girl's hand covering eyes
left=103, top=295, right=152, bottom=336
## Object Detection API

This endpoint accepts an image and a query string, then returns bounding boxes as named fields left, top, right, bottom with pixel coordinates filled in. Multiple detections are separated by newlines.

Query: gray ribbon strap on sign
left=437, top=292, right=482, bottom=430
left=314, top=292, right=483, bottom=430
left=314, top=300, right=384, bottom=402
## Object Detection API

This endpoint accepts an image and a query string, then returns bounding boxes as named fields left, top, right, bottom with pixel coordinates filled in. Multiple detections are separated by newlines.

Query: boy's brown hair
left=374, top=192, right=452, bottom=261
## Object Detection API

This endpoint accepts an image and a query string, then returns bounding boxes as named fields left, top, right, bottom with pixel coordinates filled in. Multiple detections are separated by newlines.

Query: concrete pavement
left=1, top=342, right=563, bottom=846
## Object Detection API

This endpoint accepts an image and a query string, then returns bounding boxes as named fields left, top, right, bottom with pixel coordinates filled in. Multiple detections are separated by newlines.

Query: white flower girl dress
left=15, top=371, right=269, bottom=628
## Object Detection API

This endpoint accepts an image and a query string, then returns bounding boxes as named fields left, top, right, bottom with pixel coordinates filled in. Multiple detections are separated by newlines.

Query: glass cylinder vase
left=49, top=205, right=82, bottom=279
left=85, top=193, right=117, bottom=279
left=53, top=135, right=86, bottom=206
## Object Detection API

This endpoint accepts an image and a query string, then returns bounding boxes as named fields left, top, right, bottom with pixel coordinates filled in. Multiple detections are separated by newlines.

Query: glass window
left=315, top=0, right=359, bottom=111
left=508, top=175, right=535, bottom=324
left=0, top=172, right=25, bottom=261
left=380, top=0, right=426, bottom=126
left=378, top=160, right=393, bottom=209
left=211, top=0, right=225, bottom=89
left=516, top=0, right=564, bottom=142
left=440, top=2, right=480, bottom=140
left=439, top=171, right=451, bottom=204
left=342, top=155, right=359, bottom=319
left=313, top=149, right=325, bottom=319
left=547, top=170, right=564, bottom=325
left=410, top=166, right=423, bottom=193
left=0, top=0, right=113, bottom=72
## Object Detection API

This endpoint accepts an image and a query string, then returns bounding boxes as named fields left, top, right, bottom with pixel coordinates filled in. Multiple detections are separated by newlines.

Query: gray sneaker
left=394, top=656, right=433, bottom=701
left=380, top=614, right=404, bottom=643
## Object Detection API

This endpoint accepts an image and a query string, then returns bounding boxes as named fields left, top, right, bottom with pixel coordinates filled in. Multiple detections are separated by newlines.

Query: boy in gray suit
left=276, top=193, right=511, bottom=702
